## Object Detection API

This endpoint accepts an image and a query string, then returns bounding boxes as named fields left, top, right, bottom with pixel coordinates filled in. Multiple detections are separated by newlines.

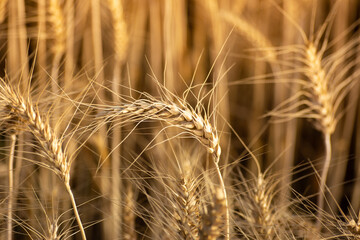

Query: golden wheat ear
left=265, top=23, right=360, bottom=218
left=0, top=78, right=87, bottom=240
left=234, top=170, right=280, bottom=239
left=130, top=145, right=203, bottom=239
left=93, top=90, right=229, bottom=238
left=98, top=99, right=221, bottom=162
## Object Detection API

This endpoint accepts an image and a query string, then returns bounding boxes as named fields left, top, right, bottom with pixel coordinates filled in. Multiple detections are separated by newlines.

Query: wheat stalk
left=0, top=78, right=86, bottom=240
left=305, top=43, right=335, bottom=134
left=0, top=82, right=70, bottom=182
left=7, top=134, right=16, bottom=240
left=106, top=0, right=128, bottom=238
left=347, top=218, right=360, bottom=237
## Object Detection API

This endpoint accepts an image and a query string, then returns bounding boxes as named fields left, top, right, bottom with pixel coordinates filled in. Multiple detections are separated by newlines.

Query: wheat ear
left=200, top=187, right=227, bottom=240
left=174, top=174, right=201, bottom=239
left=252, top=174, right=276, bottom=238
left=102, top=99, right=221, bottom=160
left=100, top=97, right=229, bottom=238
left=305, top=43, right=334, bottom=215
left=0, top=78, right=86, bottom=240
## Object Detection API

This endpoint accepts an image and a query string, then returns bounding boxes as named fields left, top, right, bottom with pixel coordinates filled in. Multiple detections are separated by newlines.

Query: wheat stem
left=7, top=134, right=16, bottom=240
left=216, top=165, right=230, bottom=240
left=66, top=183, right=87, bottom=240
left=317, top=133, right=332, bottom=214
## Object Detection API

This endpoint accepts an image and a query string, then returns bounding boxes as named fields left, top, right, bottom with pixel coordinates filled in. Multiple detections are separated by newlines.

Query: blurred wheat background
left=0, top=0, right=360, bottom=239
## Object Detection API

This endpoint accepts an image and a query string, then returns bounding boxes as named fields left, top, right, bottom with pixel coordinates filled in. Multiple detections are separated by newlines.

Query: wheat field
left=0, top=0, right=360, bottom=239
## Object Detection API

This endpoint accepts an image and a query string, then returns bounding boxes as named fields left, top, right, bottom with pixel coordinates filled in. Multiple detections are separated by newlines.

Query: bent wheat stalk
left=0, top=78, right=86, bottom=240
left=98, top=97, right=229, bottom=239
